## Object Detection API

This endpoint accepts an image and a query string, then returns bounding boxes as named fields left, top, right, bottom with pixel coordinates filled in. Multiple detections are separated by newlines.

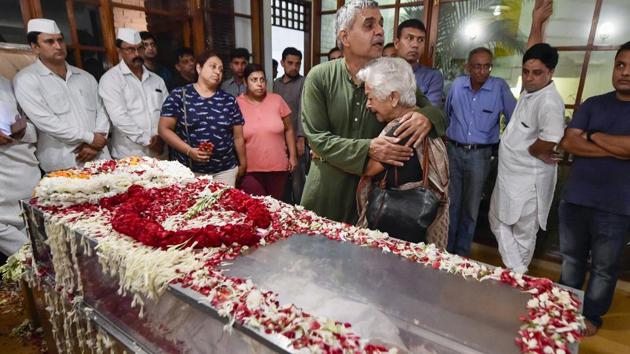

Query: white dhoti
left=489, top=193, right=539, bottom=274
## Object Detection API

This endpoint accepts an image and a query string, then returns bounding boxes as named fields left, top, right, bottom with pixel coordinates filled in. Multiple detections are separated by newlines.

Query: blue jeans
left=559, top=201, right=630, bottom=327
left=446, top=143, right=493, bottom=256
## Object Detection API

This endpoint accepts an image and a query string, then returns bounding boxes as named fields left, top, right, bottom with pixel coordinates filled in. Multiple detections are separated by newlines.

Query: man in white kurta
left=99, top=28, right=168, bottom=159
left=0, top=76, right=41, bottom=256
left=14, top=19, right=110, bottom=173
left=489, top=43, right=565, bottom=274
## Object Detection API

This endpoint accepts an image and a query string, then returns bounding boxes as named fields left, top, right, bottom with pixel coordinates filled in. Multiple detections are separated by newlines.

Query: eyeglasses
left=471, top=64, right=492, bottom=72
left=120, top=45, right=145, bottom=53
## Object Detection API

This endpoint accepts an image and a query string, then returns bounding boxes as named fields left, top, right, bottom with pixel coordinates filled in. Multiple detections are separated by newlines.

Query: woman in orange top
left=236, top=64, right=298, bottom=200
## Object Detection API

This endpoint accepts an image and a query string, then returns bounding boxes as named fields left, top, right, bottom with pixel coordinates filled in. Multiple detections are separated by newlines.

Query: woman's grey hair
left=357, top=57, right=417, bottom=107
left=335, top=0, right=379, bottom=49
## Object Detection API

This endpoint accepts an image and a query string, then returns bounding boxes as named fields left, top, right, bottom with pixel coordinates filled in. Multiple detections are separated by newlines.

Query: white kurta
left=490, top=82, right=565, bottom=230
left=0, top=76, right=41, bottom=255
left=13, top=59, right=110, bottom=172
left=98, top=61, right=168, bottom=159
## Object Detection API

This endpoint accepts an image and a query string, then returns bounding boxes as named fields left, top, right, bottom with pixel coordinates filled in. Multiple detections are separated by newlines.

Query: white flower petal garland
left=27, top=157, right=585, bottom=354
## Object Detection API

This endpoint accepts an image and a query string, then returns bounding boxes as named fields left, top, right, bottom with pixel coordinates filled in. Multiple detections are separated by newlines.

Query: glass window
left=320, top=13, right=336, bottom=53
left=399, top=5, right=425, bottom=25
left=144, top=0, right=189, bottom=14
left=381, top=7, right=395, bottom=44
left=206, top=0, right=233, bottom=12
left=377, top=0, right=396, bottom=5
left=593, top=0, right=630, bottom=46
left=234, top=0, right=251, bottom=15
left=436, top=0, right=528, bottom=83
left=234, top=17, right=252, bottom=53
left=146, top=14, right=184, bottom=70
left=0, top=0, right=27, bottom=44
left=545, top=0, right=596, bottom=46
left=322, top=0, right=337, bottom=11
left=80, top=50, right=107, bottom=81
left=73, top=2, right=103, bottom=47
left=582, top=51, right=615, bottom=101
left=41, top=0, right=74, bottom=43
left=553, top=51, right=584, bottom=105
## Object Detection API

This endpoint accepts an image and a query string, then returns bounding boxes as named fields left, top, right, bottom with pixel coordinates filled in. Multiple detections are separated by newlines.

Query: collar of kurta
left=521, top=81, right=556, bottom=99
left=119, top=59, right=150, bottom=82
left=35, top=59, right=80, bottom=79
left=340, top=58, right=362, bottom=87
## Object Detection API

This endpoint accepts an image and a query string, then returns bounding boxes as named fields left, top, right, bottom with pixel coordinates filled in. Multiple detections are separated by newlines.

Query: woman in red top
left=236, top=64, right=298, bottom=200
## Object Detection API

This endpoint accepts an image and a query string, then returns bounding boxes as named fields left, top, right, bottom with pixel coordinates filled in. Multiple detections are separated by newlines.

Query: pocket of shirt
left=44, top=93, right=71, bottom=115
left=82, top=94, right=97, bottom=112
left=477, top=108, right=498, bottom=133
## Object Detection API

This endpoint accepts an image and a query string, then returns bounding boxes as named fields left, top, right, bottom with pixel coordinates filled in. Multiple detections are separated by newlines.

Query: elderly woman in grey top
left=356, top=57, right=450, bottom=248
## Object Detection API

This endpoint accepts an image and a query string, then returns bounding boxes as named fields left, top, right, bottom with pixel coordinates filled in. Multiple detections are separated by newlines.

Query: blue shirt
left=562, top=91, right=630, bottom=216
left=220, top=77, right=246, bottom=98
left=160, top=84, right=244, bottom=173
left=445, top=76, right=516, bottom=144
left=413, top=64, right=444, bottom=108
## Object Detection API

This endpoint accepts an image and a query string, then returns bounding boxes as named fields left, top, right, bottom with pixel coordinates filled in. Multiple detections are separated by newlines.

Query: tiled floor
left=471, top=243, right=630, bottom=354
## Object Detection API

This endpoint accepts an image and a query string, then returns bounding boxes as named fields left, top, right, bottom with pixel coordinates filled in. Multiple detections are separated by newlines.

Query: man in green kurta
left=300, top=0, right=445, bottom=224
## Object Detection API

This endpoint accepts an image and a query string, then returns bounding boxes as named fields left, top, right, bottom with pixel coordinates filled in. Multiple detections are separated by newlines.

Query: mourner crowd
left=1, top=0, right=628, bottom=338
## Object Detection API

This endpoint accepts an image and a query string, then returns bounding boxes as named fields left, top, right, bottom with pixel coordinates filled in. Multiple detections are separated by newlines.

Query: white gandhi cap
left=27, top=18, right=61, bottom=34
left=116, top=28, right=142, bottom=45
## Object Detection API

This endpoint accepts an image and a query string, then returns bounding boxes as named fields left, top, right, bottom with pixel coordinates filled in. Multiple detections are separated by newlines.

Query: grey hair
left=357, top=57, right=417, bottom=107
left=335, top=0, right=379, bottom=49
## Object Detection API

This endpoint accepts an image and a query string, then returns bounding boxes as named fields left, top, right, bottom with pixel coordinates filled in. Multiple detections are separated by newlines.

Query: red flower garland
left=100, top=182, right=269, bottom=249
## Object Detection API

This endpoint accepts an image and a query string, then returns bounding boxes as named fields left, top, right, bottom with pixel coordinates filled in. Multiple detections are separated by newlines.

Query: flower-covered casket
left=21, top=157, right=585, bottom=354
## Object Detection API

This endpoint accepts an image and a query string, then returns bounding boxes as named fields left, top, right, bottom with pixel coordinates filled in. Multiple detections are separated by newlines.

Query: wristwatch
left=586, top=131, right=597, bottom=142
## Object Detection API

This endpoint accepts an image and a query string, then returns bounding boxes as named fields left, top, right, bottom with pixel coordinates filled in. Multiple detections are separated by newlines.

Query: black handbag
left=366, top=139, right=440, bottom=243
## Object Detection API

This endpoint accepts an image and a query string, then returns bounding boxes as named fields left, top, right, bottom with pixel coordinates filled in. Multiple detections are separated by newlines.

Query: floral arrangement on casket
left=28, top=157, right=584, bottom=354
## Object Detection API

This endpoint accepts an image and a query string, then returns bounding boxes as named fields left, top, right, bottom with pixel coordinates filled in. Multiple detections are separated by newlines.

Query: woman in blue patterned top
left=159, top=50, right=247, bottom=186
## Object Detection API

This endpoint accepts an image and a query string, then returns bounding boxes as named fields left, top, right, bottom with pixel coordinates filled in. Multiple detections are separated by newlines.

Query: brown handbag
left=366, top=138, right=440, bottom=243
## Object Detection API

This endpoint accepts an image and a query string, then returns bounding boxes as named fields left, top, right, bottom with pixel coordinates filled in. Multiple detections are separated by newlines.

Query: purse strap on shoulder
left=421, top=137, right=430, bottom=188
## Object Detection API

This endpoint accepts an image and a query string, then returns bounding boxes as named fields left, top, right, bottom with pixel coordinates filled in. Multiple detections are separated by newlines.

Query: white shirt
left=493, top=82, right=565, bottom=229
left=14, top=59, right=110, bottom=172
left=98, top=60, right=168, bottom=159
left=0, top=76, right=40, bottom=230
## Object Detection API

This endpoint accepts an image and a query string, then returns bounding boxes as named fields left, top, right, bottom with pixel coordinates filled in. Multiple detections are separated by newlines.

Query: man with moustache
left=394, top=19, right=443, bottom=107
left=488, top=43, right=565, bottom=275
left=14, top=18, right=110, bottom=172
left=558, top=41, right=630, bottom=336
left=99, top=28, right=168, bottom=159
left=300, top=0, right=445, bottom=224
left=274, top=47, right=306, bottom=203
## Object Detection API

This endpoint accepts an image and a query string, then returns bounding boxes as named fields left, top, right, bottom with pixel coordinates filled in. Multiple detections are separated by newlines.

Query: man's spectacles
left=120, top=45, right=145, bottom=53
left=471, top=64, right=492, bottom=72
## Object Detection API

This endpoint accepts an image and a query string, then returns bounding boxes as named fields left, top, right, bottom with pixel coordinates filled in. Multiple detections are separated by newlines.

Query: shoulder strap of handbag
left=421, top=136, right=430, bottom=188
left=389, top=136, right=430, bottom=188
left=181, top=87, right=193, bottom=168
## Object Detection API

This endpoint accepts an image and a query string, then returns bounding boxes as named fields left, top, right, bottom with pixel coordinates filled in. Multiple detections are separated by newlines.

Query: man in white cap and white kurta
left=0, top=75, right=41, bottom=257
left=14, top=18, right=110, bottom=173
left=99, top=28, right=168, bottom=159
